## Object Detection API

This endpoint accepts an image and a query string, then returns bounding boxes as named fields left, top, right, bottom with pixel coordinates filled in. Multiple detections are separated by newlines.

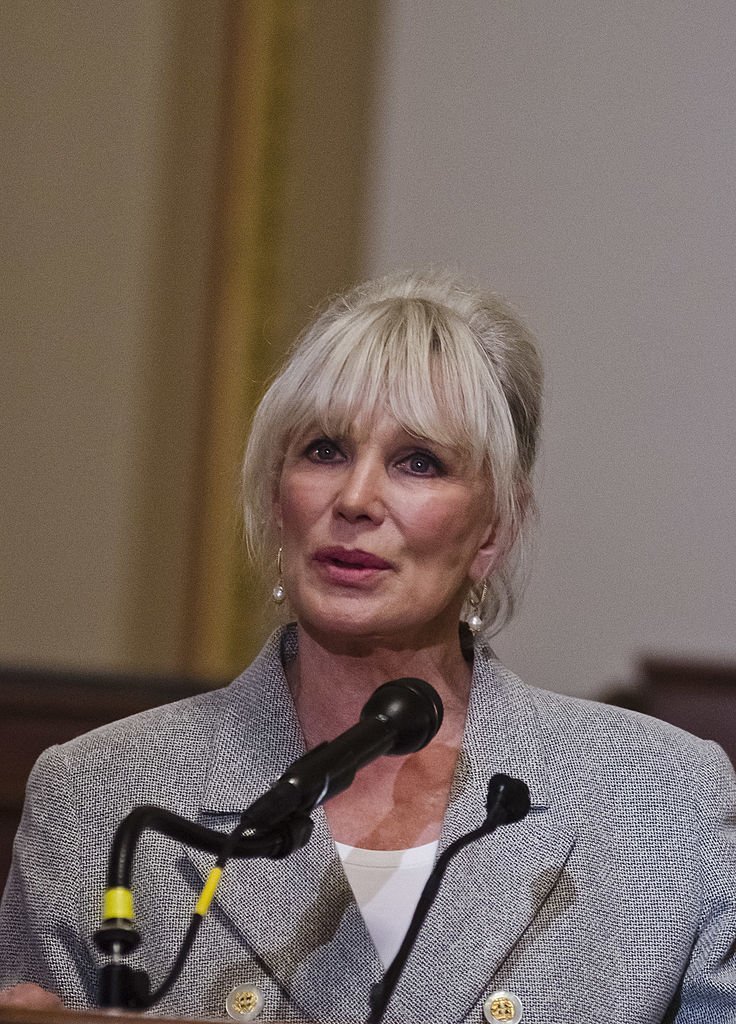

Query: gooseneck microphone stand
left=94, top=807, right=315, bottom=1009
left=93, top=677, right=444, bottom=1010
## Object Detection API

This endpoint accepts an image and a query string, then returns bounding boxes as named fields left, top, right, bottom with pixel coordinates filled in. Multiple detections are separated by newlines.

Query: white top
left=335, top=840, right=439, bottom=968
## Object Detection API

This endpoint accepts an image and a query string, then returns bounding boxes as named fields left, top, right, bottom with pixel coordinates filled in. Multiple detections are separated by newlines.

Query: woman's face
left=274, top=409, right=499, bottom=650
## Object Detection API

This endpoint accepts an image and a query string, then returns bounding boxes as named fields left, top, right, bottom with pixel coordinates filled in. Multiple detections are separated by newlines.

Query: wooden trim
left=184, top=0, right=383, bottom=680
left=184, top=1, right=300, bottom=679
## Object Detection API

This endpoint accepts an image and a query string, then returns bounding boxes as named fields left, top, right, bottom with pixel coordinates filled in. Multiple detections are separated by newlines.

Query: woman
left=1, top=270, right=735, bottom=1023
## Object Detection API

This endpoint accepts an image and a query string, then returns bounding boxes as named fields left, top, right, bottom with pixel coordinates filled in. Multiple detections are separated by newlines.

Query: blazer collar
left=197, top=630, right=551, bottom=816
left=187, top=627, right=578, bottom=1023
left=199, top=626, right=306, bottom=814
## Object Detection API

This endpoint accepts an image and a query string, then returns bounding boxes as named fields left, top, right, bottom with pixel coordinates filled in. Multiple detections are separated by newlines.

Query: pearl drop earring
left=272, top=546, right=286, bottom=605
left=466, top=580, right=487, bottom=634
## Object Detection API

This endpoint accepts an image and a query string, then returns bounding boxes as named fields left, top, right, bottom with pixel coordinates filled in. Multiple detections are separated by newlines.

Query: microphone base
left=98, top=963, right=151, bottom=1009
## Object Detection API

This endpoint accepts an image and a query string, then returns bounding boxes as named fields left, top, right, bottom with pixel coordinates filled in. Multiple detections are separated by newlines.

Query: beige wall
left=1, top=1, right=227, bottom=672
left=7, top=1, right=731, bottom=697
left=366, top=0, right=736, bottom=697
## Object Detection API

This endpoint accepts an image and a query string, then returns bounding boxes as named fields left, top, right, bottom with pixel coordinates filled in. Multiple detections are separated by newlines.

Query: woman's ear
left=470, top=521, right=505, bottom=583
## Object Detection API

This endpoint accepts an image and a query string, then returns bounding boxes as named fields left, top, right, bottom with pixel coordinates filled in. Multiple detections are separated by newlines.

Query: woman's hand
left=0, top=983, right=63, bottom=1008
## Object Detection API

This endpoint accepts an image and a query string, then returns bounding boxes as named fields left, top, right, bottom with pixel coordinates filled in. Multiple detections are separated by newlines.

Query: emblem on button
left=226, top=984, right=263, bottom=1020
left=483, top=990, right=523, bottom=1022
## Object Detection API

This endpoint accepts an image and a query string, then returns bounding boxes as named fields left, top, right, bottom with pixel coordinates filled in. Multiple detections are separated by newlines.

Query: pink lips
left=314, top=546, right=393, bottom=571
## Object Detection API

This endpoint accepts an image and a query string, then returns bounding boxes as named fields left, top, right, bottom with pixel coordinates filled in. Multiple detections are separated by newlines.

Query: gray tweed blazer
left=1, top=626, right=735, bottom=1023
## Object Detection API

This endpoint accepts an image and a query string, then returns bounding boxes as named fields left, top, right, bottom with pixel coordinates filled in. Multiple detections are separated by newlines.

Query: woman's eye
left=306, top=439, right=342, bottom=463
left=402, top=452, right=441, bottom=476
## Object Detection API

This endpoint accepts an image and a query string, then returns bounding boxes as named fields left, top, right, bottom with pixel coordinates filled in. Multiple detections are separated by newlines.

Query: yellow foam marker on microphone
left=103, top=886, right=134, bottom=921
left=195, top=866, right=223, bottom=917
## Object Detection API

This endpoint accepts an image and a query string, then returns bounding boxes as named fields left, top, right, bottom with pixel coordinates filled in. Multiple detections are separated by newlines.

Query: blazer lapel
left=185, top=630, right=578, bottom=1024
left=388, top=652, right=579, bottom=1024
left=184, top=629, right=383, bottom=1022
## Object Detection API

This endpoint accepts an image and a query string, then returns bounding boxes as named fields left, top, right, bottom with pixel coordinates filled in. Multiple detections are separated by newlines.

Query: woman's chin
left=290, top=584, right=465, bottom=650
left=297, top=609, right=454, bottom=654
left=301, top=610, right=389, bottom=641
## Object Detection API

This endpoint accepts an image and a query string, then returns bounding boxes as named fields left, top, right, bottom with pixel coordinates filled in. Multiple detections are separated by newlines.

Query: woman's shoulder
left=55, top=686, right=226, bottom=762
left=478, top=647, right=731, bottom=779
left=24, top=685, right=228, bottom=818
left=50, top=629, right=287, bottom=763
left=31, top=631, right=289, bottom=807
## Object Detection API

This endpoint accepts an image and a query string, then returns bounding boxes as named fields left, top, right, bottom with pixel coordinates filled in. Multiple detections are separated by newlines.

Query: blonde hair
left=242, top=268, right=543, bottom=635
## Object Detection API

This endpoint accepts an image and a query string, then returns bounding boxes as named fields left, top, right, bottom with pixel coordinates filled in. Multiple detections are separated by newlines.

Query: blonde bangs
left=278, top=299, right=495, bottom=473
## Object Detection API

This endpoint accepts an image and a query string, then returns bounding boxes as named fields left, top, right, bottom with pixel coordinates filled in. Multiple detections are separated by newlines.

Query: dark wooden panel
left=637, top=657, right=736, bottom=766
left=608, top=657, right=736, bottom=767
left=0, top=1007, right=215, bottom=1024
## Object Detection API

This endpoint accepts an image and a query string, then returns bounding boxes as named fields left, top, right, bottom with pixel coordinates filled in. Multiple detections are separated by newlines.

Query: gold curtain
left=184, top=0, right=382, bottom=680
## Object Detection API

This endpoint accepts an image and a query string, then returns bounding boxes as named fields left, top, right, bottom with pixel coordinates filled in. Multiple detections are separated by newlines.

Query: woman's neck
left=286, top=622, right=473, bottom=748
left=285, top=623, right=474, bottom=850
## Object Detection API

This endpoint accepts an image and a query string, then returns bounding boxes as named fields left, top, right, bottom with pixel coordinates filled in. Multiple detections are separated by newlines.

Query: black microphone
left=368, top=772, right=531, bottom=1024
left=485, top=772, right=530, bottom=825
left=241, top=678, right=443, bottom=829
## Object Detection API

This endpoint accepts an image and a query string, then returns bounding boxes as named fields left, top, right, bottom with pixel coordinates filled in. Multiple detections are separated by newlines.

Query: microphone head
left=361, top=678, right=444, bottom=755
left=486, top=773, right=531, bottom=825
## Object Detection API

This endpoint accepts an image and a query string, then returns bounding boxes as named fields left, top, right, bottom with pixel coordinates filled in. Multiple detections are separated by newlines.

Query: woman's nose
left=333, top=459, right=385, bottom=524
